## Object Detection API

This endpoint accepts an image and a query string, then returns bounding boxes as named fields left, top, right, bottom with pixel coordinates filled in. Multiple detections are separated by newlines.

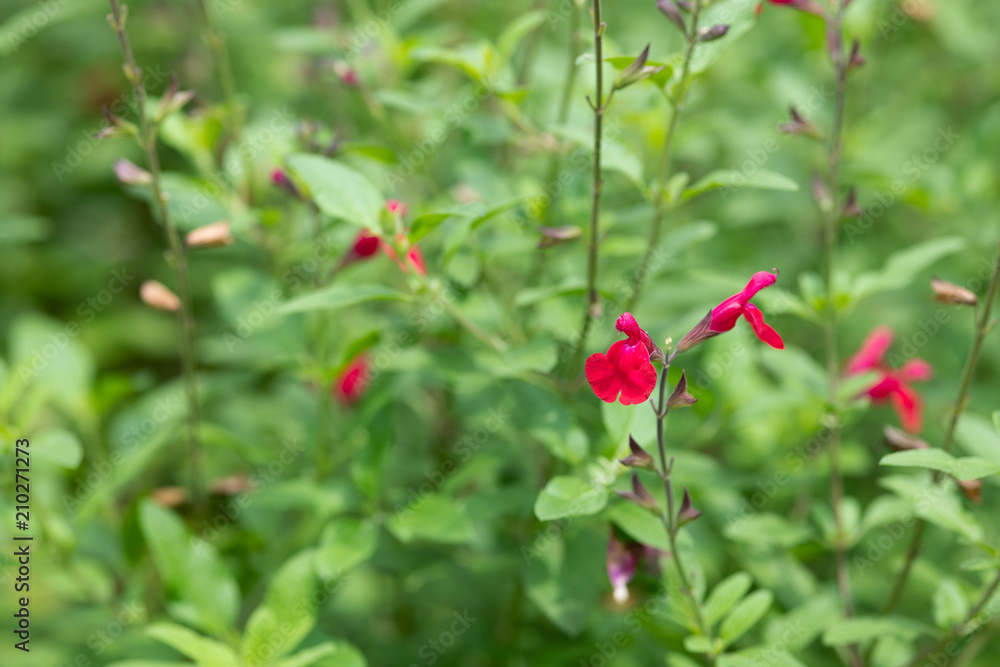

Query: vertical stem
left=627, top=0, right=703, bottom=312
left=652, top=359, right=715, bottom=664
left=108, top=0, right=204, bottom=511
left=566, top=0, right=605, bottom=378
left=196, top=0, right=251, bottom=200
left=881, top=243, right=1000, bottom=615
left=821, top=5, right=861, bottom=666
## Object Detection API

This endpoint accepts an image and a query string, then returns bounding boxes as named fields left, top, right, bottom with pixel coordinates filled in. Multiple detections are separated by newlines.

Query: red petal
left=742, top=304, right=784, bottom=349
left=586, top=353, right=622, bottom=403
left=618, top=362, right=657, bottom=405
left=607, top=340, right=657, bottom=405
left=334, top=355, right=369, bottom=405
left=846, top=326, right=893, bottom=374
left=710, top=271, right=778, bottom=333
left=616, top=312, right=655, bottom=352
left=353, top=231, right=380, bottom=257
left=899, top=358, right=932, bottom=382
left=891, top=382, right=923, bottom=433
left=407, top=246, right=427, bottom=275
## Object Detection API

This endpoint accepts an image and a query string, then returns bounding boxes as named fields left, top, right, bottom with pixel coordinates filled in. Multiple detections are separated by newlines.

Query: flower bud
left=140, top=280, right=181, bottom=312
left=538, top=225, right=582, bottom=249
left=606, top=532, right=640, bottom=604
left=930, top=277, right=977, bottom=306
left=848, top=39, right=865, bottom=70
left=96, top=106, right=138, bottom=140
left=185, top=221, right=234, bottom=250
left=620, top=436, right=654, bottom=470
left=698, top=24, right=730, bottom=42
left=778, top=106, right=821, bottom=139
left=656, top=0, right=686, bottom=32
left=615, top=473, right=659, bottom=513
left=677, top=486, right=702, bottom=526
left=612, top=45, right=667, bottom=91
left=332, top=60, right=359, bottom=87
left=151, top=486, right=188, bottom=508
left=155, top=74, right=195, bottom=122
left=883, top=425, right=929, bottom=452
left=667, top=371, right=697, bottom=410
left=676, top=310, right=719, bottom=353
left=957, top=478, right=982, bottom=504
left=843, top=186, right=863, bottom=218
left=113, top=158, right=152, bottom=186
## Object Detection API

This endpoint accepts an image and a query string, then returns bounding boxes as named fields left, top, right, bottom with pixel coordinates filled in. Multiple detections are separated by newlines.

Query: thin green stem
left=411, top=272, right=507, bottom=353
left=652, top=360, right=714, bottom=664
left=880, top=243, right=1000, bottom=615
left=906, top=571, right=1000, bottom=667
left=566, top=0, right=605, bottom=378
left=196, top=0, right=251, bottom=200
left=626, top=0, right=702, bottom=313
left=108, top=0, right=203, bottom=512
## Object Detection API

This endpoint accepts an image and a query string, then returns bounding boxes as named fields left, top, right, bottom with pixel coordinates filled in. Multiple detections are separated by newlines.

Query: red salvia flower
left=380, top=235, right=427, bottom=276
left=846, top=326, right=932, bottom=433
left=386, top=199, right=408, bottom=217
left=352, top=231, right=380, bottom=258
left=709, top=271, right=784, bottom=349
left=333, top=354, right=370, bottom=405
left=586, top=313, right=658, bottom=406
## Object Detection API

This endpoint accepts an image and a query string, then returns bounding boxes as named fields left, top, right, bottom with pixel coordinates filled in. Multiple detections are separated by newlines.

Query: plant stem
left=196, top=0, right=251, bottom=201
left=626, top=0, right=703, bottom=313
left=652, top=359, right=715, bottom=663
left=880, top=243, right=1000, bottom=615
left=108, top=0, right=204, bottom=512
left=411, top=272, right=507, bottom=353
left=819, top=5, right=862, bottom=666
left=905, top=571, right=1000, bottom=667
left=566, top=0, right=606, bottom=378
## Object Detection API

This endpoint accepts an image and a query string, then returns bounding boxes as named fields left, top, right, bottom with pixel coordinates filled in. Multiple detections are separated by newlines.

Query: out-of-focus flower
left=930, top=277, right=977, bottom=306
left=766, top=0, right=825, bottom=17
left=113, top=158, right=151, bottom=186
left=141, top=280, right=181, bottom=312
left=333, top=354, right=370, bottom=405
left=352, top=231, right=381, bottom=258
left=185, top=221, right=234, bottom=249
left=607, top=532, right=642, bottom=604
left=586, top=313, right=660, bottom=406
left=846, top=326, right=932, bottom=433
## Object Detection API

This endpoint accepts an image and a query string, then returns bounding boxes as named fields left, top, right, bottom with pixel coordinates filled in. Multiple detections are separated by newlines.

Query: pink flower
left=333, top=354, right=369, bottom=405
left=607, top=532, right=641, bottom=604
left=386, top=199, right=408, bottom=217
left=846, top=326, right=932, bottom=433
left=379, top=235, right=426, bottom=276
left=586, top=313, right=658, bottom=406
left=764, top=0, right=825, bottom=16
left=709, top=271, right=784, bottom=349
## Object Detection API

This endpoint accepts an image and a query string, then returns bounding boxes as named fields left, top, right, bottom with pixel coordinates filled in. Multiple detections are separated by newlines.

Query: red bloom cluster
left=345, top=200, right=426, bottom=275
left=586, top=313, right=659, bottom=406
left=846, top=326, right=932, bottom=433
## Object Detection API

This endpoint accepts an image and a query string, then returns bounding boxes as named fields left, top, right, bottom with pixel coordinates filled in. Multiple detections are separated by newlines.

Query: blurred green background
left=2, top=0, right=1000, bottom=665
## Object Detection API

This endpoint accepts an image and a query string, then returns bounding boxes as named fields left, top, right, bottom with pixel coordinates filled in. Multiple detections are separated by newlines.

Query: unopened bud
left=140, top=280, right=181, bottom=312
left=812, top=174, right=832, bottom=213
left=677, top=487, right=702, bottom=525
left=113, top=158, right=151, bottom=186
left=931, top=277, right=978, bottom=306
left=698, top=24, right=729, bottom=42
left=151, top=486, right=188, bottom=508
left=538, top=225, right=582, bottom=249
left=957, top=478, right=982, bottom=504
left=613, top=44, right=667, bottom=91
left=848, top=39, right=865, bottom=70
left=778, top=106, right=822, bottom=139
left=615, top=473, right=659, bottom=512
left=656, top=0, right=686, bottom=32
left=883, top=425, right=929, bottom=452
left=620, top=436, right=654, bottom=470
left=332, top=60, right=359, bottom=87
left=185, top=221, right=234, bottom=249
left=676, top=310, right=719, bottom=353
left=96, top=106, right=138, bottom=140
left=210, top=474, right=254, bottom=495
left=156, top=74, right=195, bottom=122
left=843, top=186, right=863, bottom=218
left=667, top=371, right=697, bottom=410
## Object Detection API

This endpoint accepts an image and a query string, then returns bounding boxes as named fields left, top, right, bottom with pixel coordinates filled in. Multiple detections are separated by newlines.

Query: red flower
left=709, top=271, right=784, bottom=349
left=352, top=231, right=380, bottom=258
left=846, top=326, right=932, bottom=433
left=380, top=235, right=426, bottom=276
left=333, top=354, right=370, bottom=405
left=586, top=313, right=659, bottom=406
left=386, top=199, right=408, bottom=217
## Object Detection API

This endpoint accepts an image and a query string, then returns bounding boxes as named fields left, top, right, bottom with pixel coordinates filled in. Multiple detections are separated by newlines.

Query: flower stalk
left=107, top=0, right=204, bottom=511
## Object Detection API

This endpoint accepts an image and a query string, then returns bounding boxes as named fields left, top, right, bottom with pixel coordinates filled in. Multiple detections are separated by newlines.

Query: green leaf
left=287, top=154, right=384, bottom=228
left=275, top=641, right=367, bottom=667
left=279, top=284, right=413, bottom=314
left=242, top=549, right=319, bottom=666
left=315, top=517, right=378, bottom=581
left=720, top=590, right=773, bottom=646
left=534, top=476, right=607, bottom=521
left=524, top=523, right=604, bottom=637
left=955, top=413, right=1000, bottom=464
left=933, top=579, right=969, bottom=630
left=682, top=169, right=799, bottom=202
left=32, top=428, right=83, bottom=468
left=497, top=10, right=547, bottom=62
left=822, top=616, right=927, bottom=646
left=683, top=635, right=715, bottom=653
left=387, top=494, right=476, bottom=544
left=604, top=501, right=671, bottom=552
left=514, top=279, right=586, bottom=307
left=850, top=237, right=965, bottom=303
left=723, top=513, right=813, bottom=548
left=705, top=572, right=754, bottom=627
left=145, top=623, right=239, bottom=667
left=880, top=449, right=1000, bottom=481
left=409, top=212, right=455, bottom=243
left=138, top=500, right=240, bottom=637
